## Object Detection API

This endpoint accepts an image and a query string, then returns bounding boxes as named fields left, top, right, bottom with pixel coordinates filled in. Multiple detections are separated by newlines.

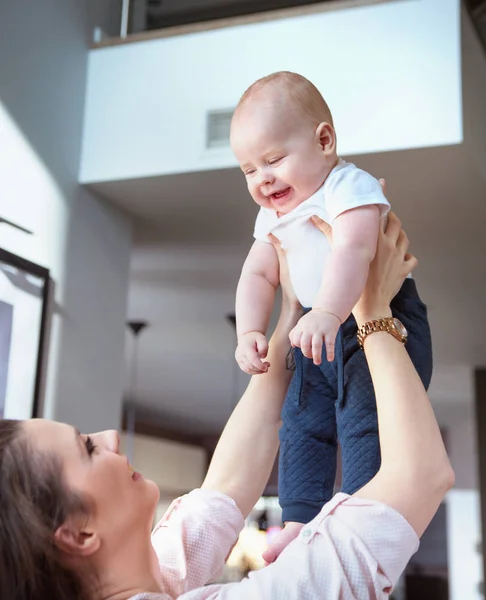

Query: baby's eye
left=244, top=168, right=256, bottom=176
left=268, top=157, right=283, bottom=165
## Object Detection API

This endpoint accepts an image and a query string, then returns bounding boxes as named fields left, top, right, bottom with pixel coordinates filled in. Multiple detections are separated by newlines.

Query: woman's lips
left=128, top=462, right=142, bottom=481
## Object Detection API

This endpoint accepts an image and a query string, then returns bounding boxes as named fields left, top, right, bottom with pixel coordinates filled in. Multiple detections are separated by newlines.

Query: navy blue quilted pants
left=278, top=278, right=433, bottom=524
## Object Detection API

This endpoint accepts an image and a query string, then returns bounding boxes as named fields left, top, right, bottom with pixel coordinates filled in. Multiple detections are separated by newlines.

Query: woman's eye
left=85, top=436, right=97, bottom=456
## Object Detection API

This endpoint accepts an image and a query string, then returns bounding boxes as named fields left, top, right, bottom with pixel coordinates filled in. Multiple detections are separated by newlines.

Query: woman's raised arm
left=351, top=213, right=454, bottom=535
left=202, top=237, right=303, bottom=518
left=311, top=208, right=454, bottom=537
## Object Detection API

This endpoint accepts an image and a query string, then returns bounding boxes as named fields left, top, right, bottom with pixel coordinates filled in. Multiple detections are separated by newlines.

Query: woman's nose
left=95, top=430, right=120, bottom=453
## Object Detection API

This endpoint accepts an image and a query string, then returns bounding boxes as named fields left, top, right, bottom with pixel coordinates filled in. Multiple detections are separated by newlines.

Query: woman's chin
left=146, top=478, right=161, bottom=509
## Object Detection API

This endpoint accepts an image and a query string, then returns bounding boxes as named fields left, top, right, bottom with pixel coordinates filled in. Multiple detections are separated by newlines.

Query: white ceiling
left=89, top=141, right=486, bottom=435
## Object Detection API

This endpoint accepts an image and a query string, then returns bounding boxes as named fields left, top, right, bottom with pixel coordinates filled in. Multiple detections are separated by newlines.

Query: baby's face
left=231, top=100, right=331, bottom=215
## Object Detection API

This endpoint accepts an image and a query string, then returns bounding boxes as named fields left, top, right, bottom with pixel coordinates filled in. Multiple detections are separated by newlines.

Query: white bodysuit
left=253, top=160, right=390, bottom=307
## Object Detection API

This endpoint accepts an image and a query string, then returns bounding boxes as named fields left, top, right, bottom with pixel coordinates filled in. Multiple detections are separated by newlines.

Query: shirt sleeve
left=179, top=494, right=419, bottom=600
left=151, top=489, right=245, bottom=599
left=253, top=208, right=273, bottom=243
left=325, top=166, right=390, bottom=224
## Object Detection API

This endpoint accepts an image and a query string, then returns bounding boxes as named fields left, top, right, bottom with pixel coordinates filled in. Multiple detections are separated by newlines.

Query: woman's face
left=23, top=419, right=159, bottom=549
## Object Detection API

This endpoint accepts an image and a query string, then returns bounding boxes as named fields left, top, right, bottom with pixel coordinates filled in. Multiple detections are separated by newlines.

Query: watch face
left=393, top=318, right=408, bottom=338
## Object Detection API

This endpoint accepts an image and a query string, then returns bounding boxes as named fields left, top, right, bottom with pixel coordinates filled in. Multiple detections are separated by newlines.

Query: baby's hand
left=289, top=310, right=341, bottom=364
left=235, top=331, right=269, bottom=375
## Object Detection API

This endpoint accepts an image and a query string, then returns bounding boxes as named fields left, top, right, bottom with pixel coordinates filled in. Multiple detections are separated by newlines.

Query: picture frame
left=0, top=248, right=51, bottom=419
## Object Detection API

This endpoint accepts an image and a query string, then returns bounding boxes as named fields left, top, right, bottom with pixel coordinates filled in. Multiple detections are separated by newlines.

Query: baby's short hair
left=235, top=71, right=333, bottom=126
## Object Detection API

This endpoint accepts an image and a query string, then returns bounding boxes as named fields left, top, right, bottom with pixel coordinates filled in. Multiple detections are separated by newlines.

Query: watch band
left=357, top=317, right=407, bottom=349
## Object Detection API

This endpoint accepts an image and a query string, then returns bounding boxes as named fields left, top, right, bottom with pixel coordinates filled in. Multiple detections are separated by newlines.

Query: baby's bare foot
left=262, top=521, right=304, bottom=564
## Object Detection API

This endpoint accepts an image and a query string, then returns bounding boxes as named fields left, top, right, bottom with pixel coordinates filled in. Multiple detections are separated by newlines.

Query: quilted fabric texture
left=279, top=278, right=433, bottom=524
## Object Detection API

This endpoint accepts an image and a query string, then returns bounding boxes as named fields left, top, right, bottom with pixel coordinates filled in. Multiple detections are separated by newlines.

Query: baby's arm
left=290, top=205, right=380, bottom=364
left=235, top=240, right=279, bottom=374
left=314, top=204, right=380, bottom=320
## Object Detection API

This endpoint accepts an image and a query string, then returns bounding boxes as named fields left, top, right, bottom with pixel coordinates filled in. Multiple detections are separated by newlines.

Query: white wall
left=447, top=490, right=483, bottom=600
left=0, top=0, right=133, bottom=431
left=81, top=0, right=462, bottom=183
left=0, top=112, right=132, bottom=431
left=0, top=103, right=70, bottom=287
left=444, top=404, right=478, bottom=491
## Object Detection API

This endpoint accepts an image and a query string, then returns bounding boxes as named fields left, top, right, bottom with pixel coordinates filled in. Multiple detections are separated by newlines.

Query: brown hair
left=235, top=71, right=334, bottom=126
left=0, top=419, right=91, bottom=600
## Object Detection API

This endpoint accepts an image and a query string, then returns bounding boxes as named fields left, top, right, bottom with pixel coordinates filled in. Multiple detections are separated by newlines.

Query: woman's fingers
left=268, top=233, right=282, bottom=253
left=310, top=215, right=333, bottom=244
left=397, top=229, right=410, bottom=255
left=405, top=253, right=418, bottom=274
left=383, top=211, right=402, bottom=243
left=393, top=218, right=415, bottom=274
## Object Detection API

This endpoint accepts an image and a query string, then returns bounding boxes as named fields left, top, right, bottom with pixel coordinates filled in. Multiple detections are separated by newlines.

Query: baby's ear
left=315, top=122, right=336, bottom=155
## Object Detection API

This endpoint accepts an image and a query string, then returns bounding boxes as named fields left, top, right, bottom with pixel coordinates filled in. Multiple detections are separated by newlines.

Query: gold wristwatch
left=357, top=317, right=408, bottom=349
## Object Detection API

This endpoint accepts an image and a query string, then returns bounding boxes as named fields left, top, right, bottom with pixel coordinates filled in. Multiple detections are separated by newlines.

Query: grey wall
left=0, top=0, right=132, bottom=431
left=88, top=0, right=122, bottom=38
left=149, top=0, right=266, bottom=15
left=462, top=2, right=486, bottom=182
left=436, top=401, right=478, bottom=491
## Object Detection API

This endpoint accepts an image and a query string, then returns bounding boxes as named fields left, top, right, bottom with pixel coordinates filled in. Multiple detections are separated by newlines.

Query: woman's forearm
left=202, top=303, right=302, bottom=518
left=355, top=315, right=454, bottom=536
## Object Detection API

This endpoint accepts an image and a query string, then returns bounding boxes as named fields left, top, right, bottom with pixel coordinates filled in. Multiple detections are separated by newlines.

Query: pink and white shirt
left=131, top=488, right=419, bottom=600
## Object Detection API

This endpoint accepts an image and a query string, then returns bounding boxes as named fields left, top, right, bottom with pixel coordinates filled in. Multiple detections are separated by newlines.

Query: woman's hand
left=353, top=211, right=417, bottom=326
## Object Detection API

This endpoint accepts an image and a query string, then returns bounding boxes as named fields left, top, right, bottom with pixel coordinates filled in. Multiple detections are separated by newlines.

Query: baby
left=231, top=71, right=433, bottom=562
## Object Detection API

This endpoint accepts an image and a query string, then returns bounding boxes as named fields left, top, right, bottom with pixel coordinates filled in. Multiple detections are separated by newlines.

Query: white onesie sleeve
left=324, top=163, right=390, bottom=223
left=253, top=207, right=273, bottom=243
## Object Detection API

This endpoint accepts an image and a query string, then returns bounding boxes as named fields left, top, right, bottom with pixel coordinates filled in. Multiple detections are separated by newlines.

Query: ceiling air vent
left=206, top=109, right=234, bottom=149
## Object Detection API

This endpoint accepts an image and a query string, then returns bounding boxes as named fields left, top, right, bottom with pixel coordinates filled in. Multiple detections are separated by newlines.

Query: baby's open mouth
left=271, top=188, right=291, bottom=200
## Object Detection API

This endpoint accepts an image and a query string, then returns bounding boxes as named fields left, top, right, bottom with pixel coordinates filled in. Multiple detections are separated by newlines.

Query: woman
left=0, top=210, right=453, bottom=600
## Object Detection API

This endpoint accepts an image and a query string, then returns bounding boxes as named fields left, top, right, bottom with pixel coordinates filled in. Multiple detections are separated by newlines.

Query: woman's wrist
left=277, top=307, right=303, bottom=332
left=354, top=305, right=392, bottom=329
left=280, top=295, right=303, bottom=320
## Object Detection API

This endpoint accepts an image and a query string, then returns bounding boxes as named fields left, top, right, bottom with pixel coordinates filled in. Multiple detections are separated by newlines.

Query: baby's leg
left=390, top=278, right=433, bottom=390
left=265, top=348, right=338, bottom=563
left=336, top=338, right=381, bottom=495
left=337, top=278, right=432, bottom=495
